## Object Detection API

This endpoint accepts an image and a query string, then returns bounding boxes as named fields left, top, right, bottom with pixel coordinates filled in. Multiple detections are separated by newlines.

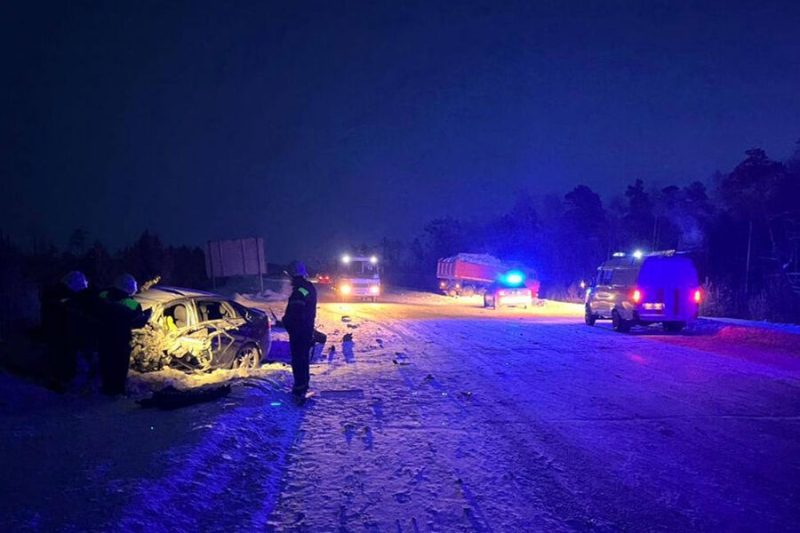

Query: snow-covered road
left=2, top=291, right=799, bottom=532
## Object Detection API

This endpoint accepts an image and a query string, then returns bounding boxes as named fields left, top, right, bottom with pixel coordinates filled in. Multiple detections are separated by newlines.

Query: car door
left=195, top=299, right=249, bottom=368
left=590, top=268, right=616, bottom=315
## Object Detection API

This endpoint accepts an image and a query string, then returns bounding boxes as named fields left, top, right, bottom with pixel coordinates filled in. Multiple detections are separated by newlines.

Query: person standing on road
left=97, top=273, right=151, bottom=396
left=40, top=270, right=90, bottom=391
left=282, top=261, right=317, bottom=405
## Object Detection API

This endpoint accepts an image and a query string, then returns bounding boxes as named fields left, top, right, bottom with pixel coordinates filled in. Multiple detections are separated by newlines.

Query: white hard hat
left=115, top=273, right=138, bottom=295
left=286, top=261, right=308, bottom=278
left=61, top=271, right=88, bottom=292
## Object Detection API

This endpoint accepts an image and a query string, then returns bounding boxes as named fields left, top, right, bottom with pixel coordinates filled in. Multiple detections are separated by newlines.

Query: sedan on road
left=483, top=280, right=533, bottom=309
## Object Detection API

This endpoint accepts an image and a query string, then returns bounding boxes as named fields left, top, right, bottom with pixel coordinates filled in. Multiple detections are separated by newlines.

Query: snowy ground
left=1, top=289, right=799, bottom=532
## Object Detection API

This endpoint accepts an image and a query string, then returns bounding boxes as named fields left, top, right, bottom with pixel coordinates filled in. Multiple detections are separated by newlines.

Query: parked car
left=132, top=286, right=271, bottom=372
left=315, top=273, right=332, bottom=284
left=584, top=251, right=701, bottom=333
left=483, top=277, right=534, bottom=309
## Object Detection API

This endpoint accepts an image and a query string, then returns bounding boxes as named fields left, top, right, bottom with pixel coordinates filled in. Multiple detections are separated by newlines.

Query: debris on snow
left=136, top=384, right=231, bottom=410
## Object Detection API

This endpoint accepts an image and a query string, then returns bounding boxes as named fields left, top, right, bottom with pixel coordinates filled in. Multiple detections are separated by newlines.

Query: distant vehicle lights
left=340, top=284, right=352, bottom=295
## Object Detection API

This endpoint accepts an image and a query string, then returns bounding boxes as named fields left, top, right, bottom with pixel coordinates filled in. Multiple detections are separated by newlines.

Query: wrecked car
left=130, top=286, right=271, bottom=373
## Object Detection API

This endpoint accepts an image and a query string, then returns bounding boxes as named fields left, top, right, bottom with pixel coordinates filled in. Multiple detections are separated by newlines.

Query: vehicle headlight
left=341, top=284, right=352, bottom=294
left=370, top=285, right=380, bottom=295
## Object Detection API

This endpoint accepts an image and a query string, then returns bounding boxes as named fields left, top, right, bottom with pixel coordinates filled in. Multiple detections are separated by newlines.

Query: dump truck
left=436, top=254, right=508, bottom=297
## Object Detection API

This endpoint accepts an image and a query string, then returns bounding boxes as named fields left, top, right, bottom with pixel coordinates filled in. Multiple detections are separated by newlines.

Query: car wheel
left=663, top=321, right=685, bottom=334
left=612, top=310, right=631, bottom=333
left=461, top=285, right=475, bottom=297
left=585, top=306, right=597, bottom=326
left=234, top=343, right=261, bottom=370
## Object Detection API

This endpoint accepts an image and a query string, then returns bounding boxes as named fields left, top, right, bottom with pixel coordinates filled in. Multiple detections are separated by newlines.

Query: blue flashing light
left=270, top=401, right=282, bottom=407
left=504, top=271, right=525, bottom=285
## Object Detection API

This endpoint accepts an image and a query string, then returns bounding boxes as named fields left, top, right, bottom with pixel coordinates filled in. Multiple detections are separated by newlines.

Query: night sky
left=3, top=0, right=799, bottom=263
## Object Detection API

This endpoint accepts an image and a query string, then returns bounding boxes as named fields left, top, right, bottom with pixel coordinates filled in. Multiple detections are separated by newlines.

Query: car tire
left=612, top=310, right=631, bottom=333
left=585, top=307, right=597, bottom=326
left=234, top=343, right=261, bottom=370
left=663, top=321, right=685, bottom=334
left=461, top=285, right=475, bottom=297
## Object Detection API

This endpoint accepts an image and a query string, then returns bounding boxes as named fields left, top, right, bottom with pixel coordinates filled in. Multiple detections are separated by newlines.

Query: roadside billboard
left=205, top=238, right=266, bottom=289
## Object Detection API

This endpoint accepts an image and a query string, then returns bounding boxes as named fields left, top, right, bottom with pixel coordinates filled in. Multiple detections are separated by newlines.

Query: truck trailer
left=436, top=254, right=508, bottom=297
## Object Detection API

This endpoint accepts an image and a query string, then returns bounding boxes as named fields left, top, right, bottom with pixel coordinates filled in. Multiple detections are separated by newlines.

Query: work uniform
left=40, top=283, right=77, bottom=387
left=97, top=287, right=150, bottom=395
left=282, top=275, right=317, bottom=399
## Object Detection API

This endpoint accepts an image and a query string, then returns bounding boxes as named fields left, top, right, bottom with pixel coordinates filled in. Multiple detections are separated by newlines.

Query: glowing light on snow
left=629, top=354, right=646, bottom=364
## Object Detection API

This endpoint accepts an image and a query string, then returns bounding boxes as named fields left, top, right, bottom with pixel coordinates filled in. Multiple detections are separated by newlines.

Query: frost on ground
left=1, top=289, right=799, bottom=532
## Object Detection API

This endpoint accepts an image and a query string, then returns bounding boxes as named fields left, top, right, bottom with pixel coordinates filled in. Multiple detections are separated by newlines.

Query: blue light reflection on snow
left=114, top=384, right=306, bottom=531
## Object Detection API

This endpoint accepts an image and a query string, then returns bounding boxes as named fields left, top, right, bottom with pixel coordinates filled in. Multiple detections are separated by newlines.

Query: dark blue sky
left=3, top=0, right=799, bottom=263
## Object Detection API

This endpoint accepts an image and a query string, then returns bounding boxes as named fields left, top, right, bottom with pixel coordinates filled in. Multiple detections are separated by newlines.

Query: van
left=584, top=251, right=702, bottom=333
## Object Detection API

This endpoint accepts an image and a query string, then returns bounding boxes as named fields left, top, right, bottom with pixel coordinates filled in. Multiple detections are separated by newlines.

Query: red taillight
left=693, top=289, right=702, bottom=304
left=631, top=289, right=642, bottom=303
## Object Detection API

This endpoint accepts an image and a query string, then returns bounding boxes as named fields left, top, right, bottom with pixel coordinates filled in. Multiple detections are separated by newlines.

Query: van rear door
left=637, top=257, right=699, bottom=321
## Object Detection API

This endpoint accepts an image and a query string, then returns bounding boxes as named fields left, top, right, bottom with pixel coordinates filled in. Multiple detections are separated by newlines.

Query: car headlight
left=370, top=285, right=380, bottom=295
left=341, top=284, right=352, bottom=294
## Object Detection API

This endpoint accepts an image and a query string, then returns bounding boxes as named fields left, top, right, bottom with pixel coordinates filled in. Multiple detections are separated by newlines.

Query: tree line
left=380, top=143, right=800, bottom=323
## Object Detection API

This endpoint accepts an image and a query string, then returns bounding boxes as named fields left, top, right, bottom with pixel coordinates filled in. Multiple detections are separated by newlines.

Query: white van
left=584, top=251, right=702, bottom=333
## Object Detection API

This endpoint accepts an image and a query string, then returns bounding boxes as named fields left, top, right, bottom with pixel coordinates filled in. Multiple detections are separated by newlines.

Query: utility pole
left=744, top=219, right=753, bottom=295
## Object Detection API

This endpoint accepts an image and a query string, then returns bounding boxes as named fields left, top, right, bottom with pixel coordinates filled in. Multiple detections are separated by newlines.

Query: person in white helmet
left=40, top=271, right=90, bottom=391
left=97, top=273, right=151, bottom=396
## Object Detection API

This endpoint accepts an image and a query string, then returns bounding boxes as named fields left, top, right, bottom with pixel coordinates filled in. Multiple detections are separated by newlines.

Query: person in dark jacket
left=40, top=271, right=90, bottom=391
left=97, top=273, right=151, bottom=396
left=281, top=261, right=317, bottom=404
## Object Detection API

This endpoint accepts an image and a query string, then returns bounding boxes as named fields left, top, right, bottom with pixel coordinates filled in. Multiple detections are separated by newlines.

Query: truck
left=436, top=254, right=508, bottom=297
left=334, top=254, right=382, bottom=302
